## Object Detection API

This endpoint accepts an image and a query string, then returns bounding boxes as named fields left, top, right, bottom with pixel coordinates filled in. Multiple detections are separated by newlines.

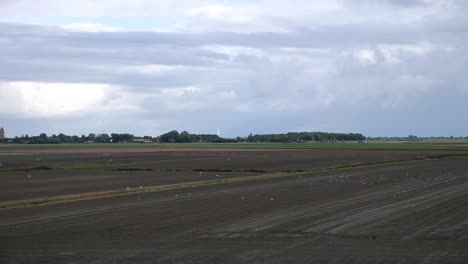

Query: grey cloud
left=0, top=0, right=467, bottom=137
left=0, top=21, right=444, bottom=87
left=346, top=0, right=428, bottom=8
left=0, top=22, right=432, bottom=49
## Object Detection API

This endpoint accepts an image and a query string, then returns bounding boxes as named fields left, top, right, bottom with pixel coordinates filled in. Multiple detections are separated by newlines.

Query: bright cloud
left=354, top=49, right=377, bottom=64
left=160, top=86, right=202, bottom=97
left=0, top=82, right=115, bottom=118
left=61, top=23, right=124, bottom=32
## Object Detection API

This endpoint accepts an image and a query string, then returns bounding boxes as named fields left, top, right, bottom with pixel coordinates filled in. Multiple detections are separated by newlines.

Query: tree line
left=3, top=133, right=140, bottom=144
left=244, top=132, right=365, bottom=143
left=159, top=130, right=236, bottom=143
left=159, top=130, right=364, bottom=143
left=1, top=131, right=365, bottom=144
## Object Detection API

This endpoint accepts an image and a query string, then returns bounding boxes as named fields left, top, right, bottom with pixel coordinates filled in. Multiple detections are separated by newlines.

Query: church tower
left=0, top=127, right=4, bottom=139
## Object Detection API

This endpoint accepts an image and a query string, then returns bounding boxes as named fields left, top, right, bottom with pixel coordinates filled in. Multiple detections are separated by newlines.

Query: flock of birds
left=327, top=170, right=457, bottom=186
left=17, top=154, right=459, bottom=208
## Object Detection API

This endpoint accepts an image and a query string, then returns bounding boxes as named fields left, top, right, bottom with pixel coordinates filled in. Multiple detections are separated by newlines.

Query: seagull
left=126, top=186, right=130, bottom=190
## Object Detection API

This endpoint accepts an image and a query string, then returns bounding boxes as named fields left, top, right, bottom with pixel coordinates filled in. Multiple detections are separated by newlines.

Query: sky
left=0, top=0, right=467, bottom=138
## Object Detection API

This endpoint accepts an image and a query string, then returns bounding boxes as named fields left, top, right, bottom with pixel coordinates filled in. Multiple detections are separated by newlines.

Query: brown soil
left=0, top=149, right=467, bottom=263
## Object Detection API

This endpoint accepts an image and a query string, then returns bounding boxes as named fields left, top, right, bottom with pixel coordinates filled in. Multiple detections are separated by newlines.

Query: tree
left=177, top=131, right=192, bottom=143
left=49, top=137, right=61, bottom=144
left=38, top=133, right=48, bottom=144
left=58, top=133, right=72, bottom=143
left=119, top=133, right=134, bottom=142
left=95, top=134, right=111, bottom=143
left=87, top=133, right=96, bottom=142
left=111, top=133, right=120, bottom=143
left=110, top=133, right=134, bottom=143
left=160, top=130, right=179, bottom=143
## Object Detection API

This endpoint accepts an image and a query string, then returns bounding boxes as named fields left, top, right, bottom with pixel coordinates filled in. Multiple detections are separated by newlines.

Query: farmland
left=1, top=143, right=468, bottom=263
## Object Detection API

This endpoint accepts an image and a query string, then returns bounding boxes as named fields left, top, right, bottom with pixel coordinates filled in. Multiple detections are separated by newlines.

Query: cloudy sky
left=0, top=0, right=467, bottom=138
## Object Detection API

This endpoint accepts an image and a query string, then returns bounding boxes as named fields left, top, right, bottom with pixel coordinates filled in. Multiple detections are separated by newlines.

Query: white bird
left=126, top=186, right=130, bottom=190
left=27, top=173, right=31, bottom=178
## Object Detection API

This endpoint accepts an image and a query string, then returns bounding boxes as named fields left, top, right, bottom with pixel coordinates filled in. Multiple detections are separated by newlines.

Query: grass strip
left=2, top=142, right=468, bottom=151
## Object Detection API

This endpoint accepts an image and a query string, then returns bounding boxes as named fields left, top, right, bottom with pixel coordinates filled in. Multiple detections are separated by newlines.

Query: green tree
left=95, top=134, right=111, bottom=143
left=87, top=133, right=96, bottom=142
left=177, top=131, right=192, bottom=143
left=160, top=130, right=179, bottom=143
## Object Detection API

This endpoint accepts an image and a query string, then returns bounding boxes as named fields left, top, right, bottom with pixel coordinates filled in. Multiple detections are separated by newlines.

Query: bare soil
left=1, top=148, right=464, bottom=171
left=0, top=148, right=467, bottom=263
left=0, top=170, right=260, bottom=202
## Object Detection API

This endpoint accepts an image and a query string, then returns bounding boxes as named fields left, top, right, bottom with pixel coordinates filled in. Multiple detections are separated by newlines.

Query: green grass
left=1, top=142, right=468, bottom=151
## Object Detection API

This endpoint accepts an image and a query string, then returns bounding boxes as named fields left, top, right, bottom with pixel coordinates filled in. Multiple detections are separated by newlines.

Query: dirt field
left=1, top=148, right=465, bottom=171
left=1, top=146, right=468, bottom=263
left=0, top=170, right=262, bottom=202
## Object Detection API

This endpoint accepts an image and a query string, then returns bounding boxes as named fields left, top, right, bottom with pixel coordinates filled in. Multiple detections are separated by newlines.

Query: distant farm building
left=132, top=138, right=154, bottom=143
